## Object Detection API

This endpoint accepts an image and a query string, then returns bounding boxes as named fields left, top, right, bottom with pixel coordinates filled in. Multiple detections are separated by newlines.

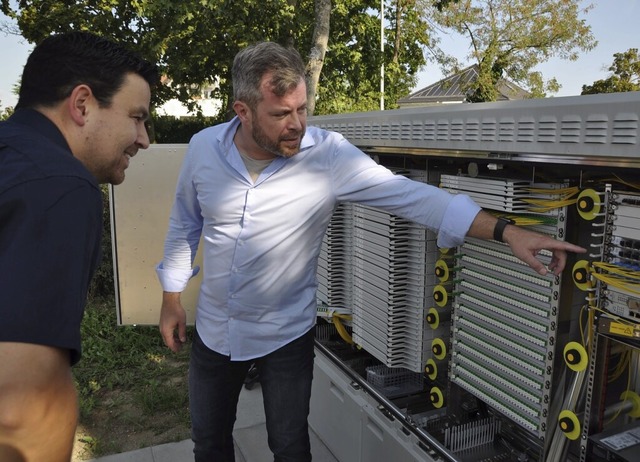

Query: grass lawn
left=71, top=297, right=193, bottom=460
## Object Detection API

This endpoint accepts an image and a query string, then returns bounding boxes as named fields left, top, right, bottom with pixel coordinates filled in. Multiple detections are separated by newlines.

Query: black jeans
left=189, top=327, right=315, bottom=462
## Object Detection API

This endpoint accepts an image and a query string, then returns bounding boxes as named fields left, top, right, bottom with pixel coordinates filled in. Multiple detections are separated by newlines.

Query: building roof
left=398, top=64, right=530, bottom=108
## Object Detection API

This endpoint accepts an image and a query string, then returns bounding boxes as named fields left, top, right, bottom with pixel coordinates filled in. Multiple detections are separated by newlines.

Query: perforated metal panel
left=311, top=92, right=640, bottom=165
left=110, top=144, right=202, bottom=325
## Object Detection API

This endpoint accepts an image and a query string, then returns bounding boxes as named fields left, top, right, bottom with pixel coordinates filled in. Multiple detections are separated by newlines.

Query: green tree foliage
left=2, top=0, right=597, bottom=115
left=431, top=0, right=597, bottom=100
left=581, top=48, right=640, bottom=95
left=0, top=104, right=13, bottom=120
left=153, top=115, right=222, bottom=144
left=88, top=185, right=114, bottom=299
left=1, top=0, right=436, bottom=115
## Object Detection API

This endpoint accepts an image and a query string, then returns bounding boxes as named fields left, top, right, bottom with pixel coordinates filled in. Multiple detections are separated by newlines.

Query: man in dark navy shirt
left=0, top=32, right=157, bottom=462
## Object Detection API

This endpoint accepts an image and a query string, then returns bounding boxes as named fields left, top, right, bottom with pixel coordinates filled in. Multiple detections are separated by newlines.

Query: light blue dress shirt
left=156, top=117, right=480, bottom=360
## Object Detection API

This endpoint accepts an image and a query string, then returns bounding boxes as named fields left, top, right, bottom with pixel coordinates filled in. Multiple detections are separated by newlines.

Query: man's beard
left=252, top=122, right=303, bottom=158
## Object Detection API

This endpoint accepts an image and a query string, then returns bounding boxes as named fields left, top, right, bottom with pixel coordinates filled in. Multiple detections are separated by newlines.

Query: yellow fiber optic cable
left=523, top=199, right=579, bottom=213
left=608, top=349, right=630, bottom=383
left=579, top=305, right=588, bottom=348
left=590, top=273, right=640, bottom=296
left=599, top=174, right=640, bottom=190
left=523, top=195, right=579, bottom=205
left=588, top=305, right=637, bottom=328
left=526, top=186, right=581, bottom=195
left=592, top=262, right=640, bottom=281
left=575, top=259, right=597, bottom=350
left=522, top=187, right=580, bottom=213
left=492, top=213, right=557, bottom=227
left=605, top=367, right=634, bottom=425
left=332, top=313, right=354, bottom=345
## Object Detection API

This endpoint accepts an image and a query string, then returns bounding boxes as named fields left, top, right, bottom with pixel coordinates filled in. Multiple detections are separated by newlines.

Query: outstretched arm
left=467, top=210, right=586, bottom=276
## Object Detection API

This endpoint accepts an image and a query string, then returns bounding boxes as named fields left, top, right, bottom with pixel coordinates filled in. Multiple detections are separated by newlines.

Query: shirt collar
left=8, top=108, right=73, bottom=154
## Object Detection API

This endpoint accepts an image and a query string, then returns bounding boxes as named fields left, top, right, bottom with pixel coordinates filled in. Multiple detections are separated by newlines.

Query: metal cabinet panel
left=310, top=352, right=364, bottom=462
left=110, top=144, right=202, bottom=325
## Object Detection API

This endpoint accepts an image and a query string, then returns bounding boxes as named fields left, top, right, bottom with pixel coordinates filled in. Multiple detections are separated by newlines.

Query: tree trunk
left=393, top=0, right=402, bottom=64
left=306, top=0, right=331, bottom=116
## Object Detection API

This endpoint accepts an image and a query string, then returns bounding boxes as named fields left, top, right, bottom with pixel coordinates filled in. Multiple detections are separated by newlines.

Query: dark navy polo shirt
left=0, top=109, right=102, bottom=365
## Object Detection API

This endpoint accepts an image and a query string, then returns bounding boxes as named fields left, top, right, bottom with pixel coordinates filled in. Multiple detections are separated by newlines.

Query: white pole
left=380, top=0, right=385, bottom=111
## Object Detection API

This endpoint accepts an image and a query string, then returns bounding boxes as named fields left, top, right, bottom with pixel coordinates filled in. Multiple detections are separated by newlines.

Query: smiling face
left=236, top=74, right=307, bottom=160
left=78, top=73, right=151, bottom=184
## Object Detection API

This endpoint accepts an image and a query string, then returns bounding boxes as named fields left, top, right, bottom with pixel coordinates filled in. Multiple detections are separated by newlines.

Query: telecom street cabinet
left=111, top=92, right=640, bottom=462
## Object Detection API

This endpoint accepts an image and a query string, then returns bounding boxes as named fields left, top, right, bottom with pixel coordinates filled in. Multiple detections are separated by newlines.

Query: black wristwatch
left=493, top=217, right=514, bottom=243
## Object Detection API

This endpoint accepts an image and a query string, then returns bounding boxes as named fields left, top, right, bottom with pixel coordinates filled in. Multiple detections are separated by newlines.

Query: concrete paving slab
left=88, top=440, right=245, bottom=462
left=234, top=423, right=338, bottom=462
left=150, top=439, right=194, bottom=462
left=235, top=384, right=266, bottom=429
left=234, top=423, right=272, bottom=462
left=87, top=447, right=154, bottom=462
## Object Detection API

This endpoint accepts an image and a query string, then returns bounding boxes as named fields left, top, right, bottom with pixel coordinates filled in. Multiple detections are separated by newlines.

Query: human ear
left=233, top=101, right=250, bottom=123
left=67, top=84, right=94, bottom=126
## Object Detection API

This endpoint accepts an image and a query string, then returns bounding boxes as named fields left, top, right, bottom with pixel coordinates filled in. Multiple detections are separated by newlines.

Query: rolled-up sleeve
left=436, top=193, right=481, bottom=248
left=156, top=143, right=204, bottom=293
left=330, top=136, right=481, bottom=249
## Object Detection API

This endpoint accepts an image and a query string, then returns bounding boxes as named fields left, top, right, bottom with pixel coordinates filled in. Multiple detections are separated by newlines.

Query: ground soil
left=71, top=364, right=191, bottom=460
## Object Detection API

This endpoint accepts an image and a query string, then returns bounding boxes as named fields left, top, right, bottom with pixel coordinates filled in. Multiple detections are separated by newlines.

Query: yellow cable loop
left=608, top=349, right=630, bottom=383
left=579, top=265, right=597, bottom=350
left=592, top=262, right=640, bottom=281
left=605, top=361, right=634, bottom=425
left=525, top=186, right=581, bottom=196
left=589, top=304, right=637, bottom=327
left=494, top=214, right=549, bottom=227
left=591, top=273, right=640, bottom=296
left=579, top=305, right=588, bottom=348
left=332, top=313, right=354, bottom=345
left=599, top=174, right=640, bottom=191
left=522, top=187, right=580, bottom=212
left=587, top=310, right=595, bottom=346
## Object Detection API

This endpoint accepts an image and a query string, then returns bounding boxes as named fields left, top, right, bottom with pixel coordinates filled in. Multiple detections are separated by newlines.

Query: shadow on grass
left=72, top=297, right=194, bottom=460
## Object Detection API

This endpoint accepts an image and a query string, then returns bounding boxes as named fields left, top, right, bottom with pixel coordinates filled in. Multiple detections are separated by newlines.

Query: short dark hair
left=232, top=41, right=307, bottom=110
left=16, top=31, right=158, bottom=110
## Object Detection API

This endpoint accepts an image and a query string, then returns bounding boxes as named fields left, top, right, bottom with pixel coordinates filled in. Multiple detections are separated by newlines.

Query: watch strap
left=493, top=217, right=513, bottom=243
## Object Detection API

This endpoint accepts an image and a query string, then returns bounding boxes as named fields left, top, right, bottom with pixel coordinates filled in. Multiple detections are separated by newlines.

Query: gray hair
left=232, top=42, right=307, bottom=110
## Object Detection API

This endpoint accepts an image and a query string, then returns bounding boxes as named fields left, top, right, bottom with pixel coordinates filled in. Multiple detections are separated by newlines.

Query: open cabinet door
left=110, top=144, right=202, bottom=325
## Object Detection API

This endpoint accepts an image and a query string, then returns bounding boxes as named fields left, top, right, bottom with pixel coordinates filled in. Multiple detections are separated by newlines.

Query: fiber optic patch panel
left=352, top=201, right=432, bottom=371
left=317, top=202, right=354, bottom=311
left=316, top=168, right=448, bottom=373
left=442, top=175, right=571, bottom=445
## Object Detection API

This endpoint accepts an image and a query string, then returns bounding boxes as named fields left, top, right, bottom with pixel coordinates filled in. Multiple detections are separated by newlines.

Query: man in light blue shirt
left=157, top=42, right=585, bottom=462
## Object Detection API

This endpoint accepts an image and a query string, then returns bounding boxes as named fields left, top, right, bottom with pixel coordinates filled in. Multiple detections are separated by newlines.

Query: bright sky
left=1, top=0, right=638, bottom=109
left=414, top=0, right=640, bottom=96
